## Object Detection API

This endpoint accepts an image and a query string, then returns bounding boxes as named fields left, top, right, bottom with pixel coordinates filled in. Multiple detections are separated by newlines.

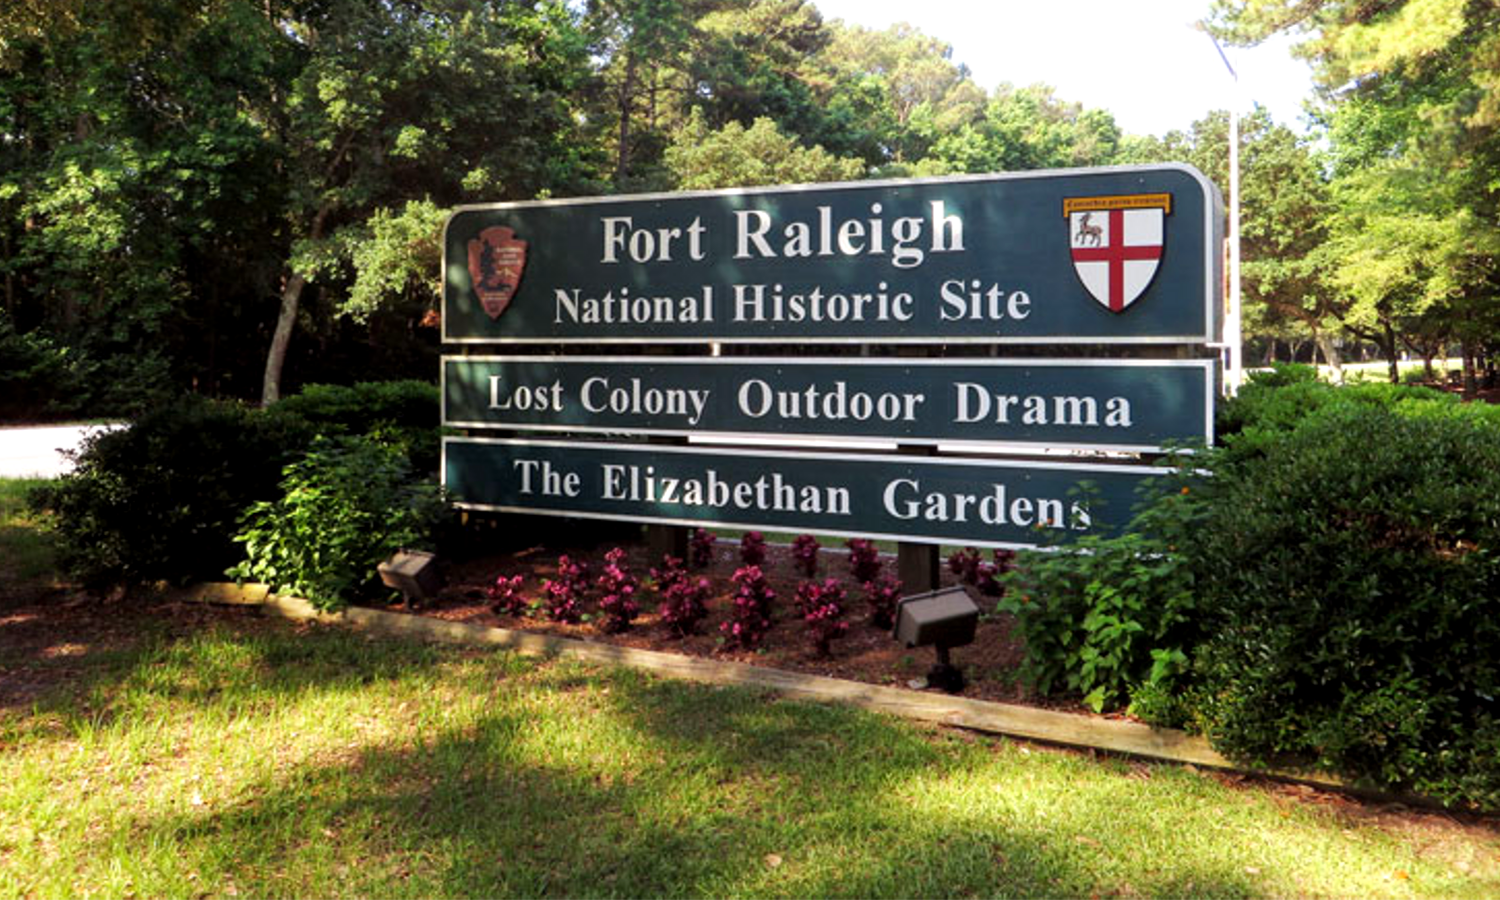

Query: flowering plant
left=739, top=530, right=767, bottom=567
left=542, top=554, right=588, bottom=623
left=863, top=571, right=903, bottom=630
left=689, top=527, right=717, bottom=569
left=796, top=577, right=849, bottom=657
left=845, top=538, right=881, bottom=584
left=791, top=534, right=820, bottom=578
left=487, top=573, right=528, bottom=617
left=596, top=547, right=640, bottom=633
left=721, top=565, right=776, bottom=649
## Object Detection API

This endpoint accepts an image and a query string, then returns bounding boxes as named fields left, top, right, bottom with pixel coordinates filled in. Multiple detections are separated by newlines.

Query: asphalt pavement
left=0, top=424, right=122, bottom=479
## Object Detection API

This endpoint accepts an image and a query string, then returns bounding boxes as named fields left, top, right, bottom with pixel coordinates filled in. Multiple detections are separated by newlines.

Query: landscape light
left=892, top=586, right=980, bottom=694
left=377, top=549, right=443, bottom=607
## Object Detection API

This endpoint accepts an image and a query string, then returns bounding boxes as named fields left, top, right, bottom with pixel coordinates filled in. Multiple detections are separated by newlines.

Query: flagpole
left=1204, top=27, right=1244, bottom=394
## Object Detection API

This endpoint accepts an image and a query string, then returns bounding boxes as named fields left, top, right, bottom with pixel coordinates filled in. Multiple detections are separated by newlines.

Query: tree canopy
left=2, top=0, right=1495, bottom=415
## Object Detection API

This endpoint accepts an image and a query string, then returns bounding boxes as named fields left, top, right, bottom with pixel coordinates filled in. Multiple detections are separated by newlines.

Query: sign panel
left=443, top=165, right=1223, bottom=345
left=443, top=437, right=1170, bottom=549
left=444, top=356, right=1215, bottom=453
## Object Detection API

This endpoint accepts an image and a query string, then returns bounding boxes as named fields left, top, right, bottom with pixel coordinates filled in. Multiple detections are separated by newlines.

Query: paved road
left=0, top=424, right=122, bottom=479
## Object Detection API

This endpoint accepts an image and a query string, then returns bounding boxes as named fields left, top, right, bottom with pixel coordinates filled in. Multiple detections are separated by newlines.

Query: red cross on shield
left=1064, top=194, right=1172, bottom=313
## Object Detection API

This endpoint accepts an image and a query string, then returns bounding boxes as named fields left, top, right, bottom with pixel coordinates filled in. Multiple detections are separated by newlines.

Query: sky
left=811, top=0, right=1321, bottom=138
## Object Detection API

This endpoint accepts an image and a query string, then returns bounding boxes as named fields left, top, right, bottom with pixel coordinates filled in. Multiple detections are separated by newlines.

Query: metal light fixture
left=892, top=586, right=980, bottom=693
left=377, top=549, right=443, bottom=607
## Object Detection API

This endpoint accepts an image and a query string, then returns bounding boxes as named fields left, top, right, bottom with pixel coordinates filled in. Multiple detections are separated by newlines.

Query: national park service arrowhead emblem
left=467, top=226, right=528, bottom=319
left=1064, top=193, right=1171, bottom=313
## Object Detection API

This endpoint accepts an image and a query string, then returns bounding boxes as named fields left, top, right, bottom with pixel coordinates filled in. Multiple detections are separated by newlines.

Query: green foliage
left=1000, top=472, right=1207, bottom=716
left=31, top=380, right=439, bottom=590
left=0, top=312, right=87, bottom=420
left=1188, top=401, right=1500, bottom=807
left=269, top=380, right=440, bottom=472
left=31, top=396, right=314, bottom=588
left=663, top=111, right=864, bottom=190
left=228, top=436, right=450, bottom=611
left=1215, top=366, right=1457, bottom=458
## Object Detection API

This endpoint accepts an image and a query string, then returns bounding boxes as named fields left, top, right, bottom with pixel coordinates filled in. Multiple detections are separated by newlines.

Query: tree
left=1211, top=0, right=1500, bottom=389
left=1131, top=109, right=1345, bottom=371
left=663, top=111, right=863, bottom=189
left=257, top=0, right=600, bottom=403
left=922, top=83, right=1123, bottom=174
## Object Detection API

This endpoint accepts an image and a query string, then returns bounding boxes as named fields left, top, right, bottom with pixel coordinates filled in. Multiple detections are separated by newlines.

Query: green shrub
left=1216, top=372, right=1457, bottom=462
left=270, top=380, right=440, bottom=471
left=1188, top=403, right=1500, bottom=807
left=31, top=397, right=314, bottom=588
left=228, top=436, right=451, bottom=611
left=1000, top=470, right=1207, bottom=715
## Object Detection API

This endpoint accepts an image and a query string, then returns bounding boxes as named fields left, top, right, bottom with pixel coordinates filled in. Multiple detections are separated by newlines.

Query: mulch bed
left=407, top=535, right=1046, bottom=707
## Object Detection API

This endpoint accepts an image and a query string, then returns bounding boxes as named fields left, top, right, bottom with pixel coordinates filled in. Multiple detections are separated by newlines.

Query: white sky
left=812, top=0, right=1321, bottom=137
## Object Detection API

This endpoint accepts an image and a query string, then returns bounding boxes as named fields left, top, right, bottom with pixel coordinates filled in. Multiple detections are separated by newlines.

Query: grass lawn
left=2, top=606, right=1497, bottom=900
left=0, top=478, right=54, bottom=590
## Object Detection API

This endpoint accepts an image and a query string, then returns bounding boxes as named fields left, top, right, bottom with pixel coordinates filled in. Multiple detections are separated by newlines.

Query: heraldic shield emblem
left=1063, top=193, right=1172, bottom=313
left=466, top=226, right=528, bottom=320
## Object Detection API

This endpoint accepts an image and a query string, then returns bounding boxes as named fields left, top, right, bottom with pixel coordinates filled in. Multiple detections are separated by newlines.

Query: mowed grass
left=2, top=613, right=1497, bottom=899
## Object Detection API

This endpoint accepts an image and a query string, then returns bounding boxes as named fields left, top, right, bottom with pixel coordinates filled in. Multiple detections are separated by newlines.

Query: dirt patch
left=412, top=535, right=1049, bottom=707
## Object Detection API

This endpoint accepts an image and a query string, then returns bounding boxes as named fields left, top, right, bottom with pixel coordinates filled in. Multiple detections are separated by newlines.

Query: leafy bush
left=791, top=534, right=820, bottom=578
left=33, top=396, right=314, bottom=588
left=1187, top=403, right=1500, bottom=807
left=595, top=547, right=641, bottom=633
left=1216, top=367, right=1456, bottom=460
left=227, top=436, right=450, bottom=611
left=1000, top=471, right=1206, bottom=715
left=721, top=565, right=776, bottom=650
left=269, top=380, right=440, bottom=471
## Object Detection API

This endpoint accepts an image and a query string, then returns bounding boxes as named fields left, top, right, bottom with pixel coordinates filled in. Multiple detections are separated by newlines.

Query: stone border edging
left=177, top=581, right=1348, bottom=791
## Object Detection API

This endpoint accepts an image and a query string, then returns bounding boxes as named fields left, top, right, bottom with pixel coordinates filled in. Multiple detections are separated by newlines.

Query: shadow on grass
left=71, top=646, right=1260, bottom=899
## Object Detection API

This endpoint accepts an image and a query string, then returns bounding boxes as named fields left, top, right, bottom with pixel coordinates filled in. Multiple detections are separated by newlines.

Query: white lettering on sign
left=600, top=216, right=707, bottom=263
left=938, top=280, right=1031, bottom=322
left=736, top=379, right=924, bottom=423
left=951, top=384, right=1134, bottom=428
left=554, top=286, right=714, bottom=325
left=881, top=479, right=1091, bottom=530
left=732, top=201, right=964, bottom=269
left=730, top=283, right=914, bottom=323
left=599, top=464, right=851, bottom=516
left=580, top=377, right=709, bottom=427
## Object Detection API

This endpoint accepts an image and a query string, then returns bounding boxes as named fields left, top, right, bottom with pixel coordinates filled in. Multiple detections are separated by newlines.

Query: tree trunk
left=260, top=204, right=332, bottom=407
left=1383, top=322, right=1400, bottom=384
left=1461, top=339, right=1478, bottom=399
left=1314, top=329, right=1342, bottom=381
left=616, top=50, right=637, bottom=185
left=260, top=272, right=306, bottom=406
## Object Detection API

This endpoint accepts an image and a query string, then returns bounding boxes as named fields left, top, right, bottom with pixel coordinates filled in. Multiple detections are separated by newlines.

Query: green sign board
left=443, top=164, right=1223, bottom=345
left=443, top=437, right=1169, bottom=548
left=443, top=356, right=1214, bottom=453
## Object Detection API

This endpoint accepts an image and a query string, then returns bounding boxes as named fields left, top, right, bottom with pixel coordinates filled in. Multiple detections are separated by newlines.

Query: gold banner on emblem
left=1062, top=193, right=1173, bottom=217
